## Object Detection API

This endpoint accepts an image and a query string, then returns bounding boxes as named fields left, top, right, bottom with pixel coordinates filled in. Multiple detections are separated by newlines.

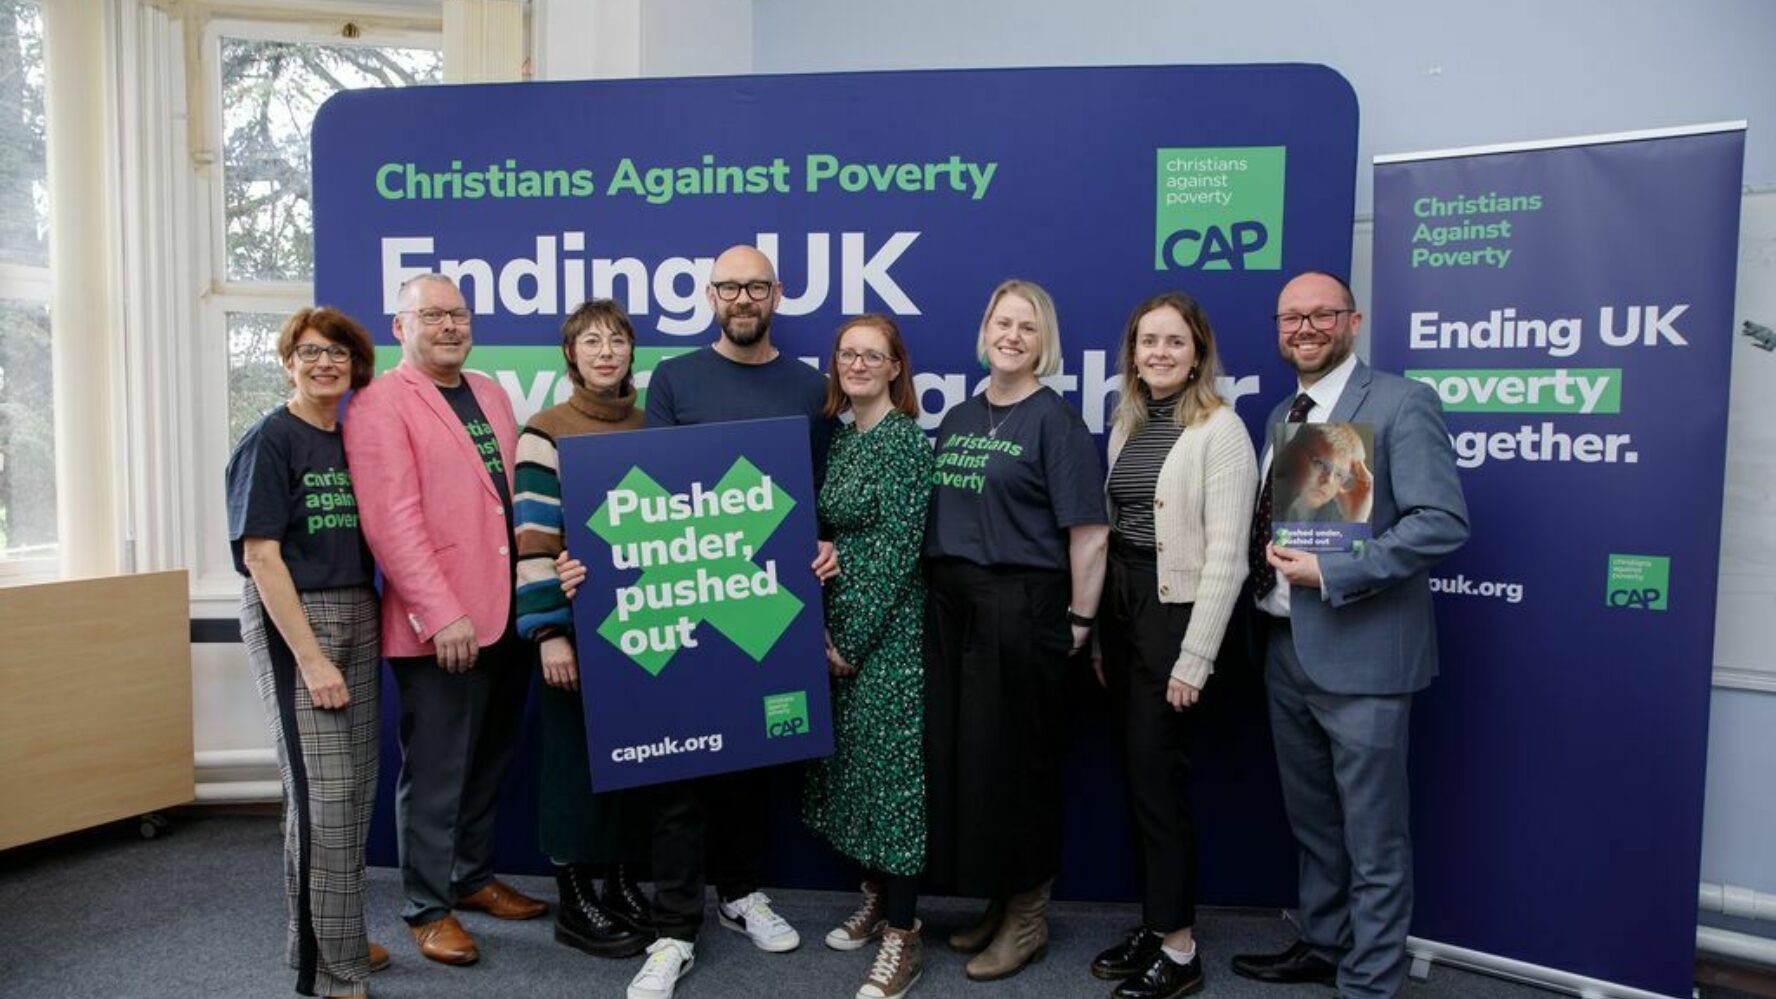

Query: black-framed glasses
left=836, top=348, right=891, bottom=369
left=403, top=307, right=473, bottom=326
left=1274, top=309, right=1353, bottom=334
left=293, top=343, right=352, bottom=363
left=711, top=280, right=776, bottom=302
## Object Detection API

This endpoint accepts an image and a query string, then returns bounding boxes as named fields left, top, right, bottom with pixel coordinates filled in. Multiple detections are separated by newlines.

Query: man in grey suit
left=1232, top=271, right=1468, bottom=999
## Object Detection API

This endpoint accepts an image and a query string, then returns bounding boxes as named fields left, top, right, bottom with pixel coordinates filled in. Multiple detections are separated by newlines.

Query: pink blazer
left=343, top=361, right=519, bottom=658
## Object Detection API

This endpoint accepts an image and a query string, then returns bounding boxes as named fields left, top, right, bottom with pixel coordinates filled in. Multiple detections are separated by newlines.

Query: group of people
left=227, top=246, right=1468, bottom=999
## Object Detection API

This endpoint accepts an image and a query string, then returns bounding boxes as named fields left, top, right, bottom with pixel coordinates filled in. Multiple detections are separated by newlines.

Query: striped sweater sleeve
left=514, top=424, right=573, bottom=641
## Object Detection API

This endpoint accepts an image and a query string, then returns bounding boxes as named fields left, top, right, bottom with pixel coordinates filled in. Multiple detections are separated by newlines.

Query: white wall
left=752, top=0, right=1776, bottom=213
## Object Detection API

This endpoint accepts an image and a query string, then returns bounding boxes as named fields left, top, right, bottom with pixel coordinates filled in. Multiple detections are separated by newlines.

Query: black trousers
left=923, top=558, right=1073, bottom=899
left=389, top=626, right=532, bottom=925
left=1101, top=544, right=1199, bottom=932
left=646, top=767, right=771, bottom=941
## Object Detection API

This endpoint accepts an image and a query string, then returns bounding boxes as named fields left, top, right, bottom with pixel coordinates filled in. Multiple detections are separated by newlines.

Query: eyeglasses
left=711, top=280, right=776, bottom=302
left=836, top=348, right=892, bottom=369
left=1274, top=309, right=1353, bottom=334
left=402, top=307, right=473, bottom=327
left=576, top=334, right=633, bottom=354
left=293, top=343, right=352, bottom=363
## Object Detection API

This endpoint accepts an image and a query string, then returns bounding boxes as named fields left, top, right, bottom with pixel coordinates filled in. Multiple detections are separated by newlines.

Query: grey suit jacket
left=1274, top=361, right=1469, bottom=695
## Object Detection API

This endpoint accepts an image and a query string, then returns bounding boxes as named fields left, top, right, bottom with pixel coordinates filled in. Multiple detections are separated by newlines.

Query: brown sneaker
left=367, top=941, right=391, bottom=971
left=410, top=914, right=479, bottom=965
left=857, top=922, right=923, bottom=999
left=825, top=881, right=885, bottom=951
left=457, top=879, right=548, bottom=920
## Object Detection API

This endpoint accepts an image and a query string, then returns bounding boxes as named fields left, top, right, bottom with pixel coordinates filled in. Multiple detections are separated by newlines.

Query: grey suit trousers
left=1265, top=615, right=1414, bottom=999
left=391, top=630, right=531, bottom=925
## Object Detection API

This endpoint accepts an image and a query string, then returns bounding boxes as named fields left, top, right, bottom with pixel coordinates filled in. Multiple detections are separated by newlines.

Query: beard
left=1281, top=331, right=1352, bottom=377
left=720, top=308, right=772, bottom=347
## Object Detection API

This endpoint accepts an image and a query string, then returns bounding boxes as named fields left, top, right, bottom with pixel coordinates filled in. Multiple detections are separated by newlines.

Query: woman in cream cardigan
left=1090, top=291, right=1257, bottom=999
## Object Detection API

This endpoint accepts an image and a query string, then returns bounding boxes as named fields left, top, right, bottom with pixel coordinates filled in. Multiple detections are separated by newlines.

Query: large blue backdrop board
left=1371, top=125, right=1745, bottom=997
left=312, top=64, right=1358, bottom=903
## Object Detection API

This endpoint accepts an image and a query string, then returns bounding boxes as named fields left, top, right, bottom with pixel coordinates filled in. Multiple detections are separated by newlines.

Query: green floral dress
left=803, top=409, right=934, bottom=875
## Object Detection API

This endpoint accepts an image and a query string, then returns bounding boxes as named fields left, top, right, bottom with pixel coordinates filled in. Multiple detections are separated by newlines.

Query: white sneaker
left=627, top=938, right=694, bottom=999
left=718, top=891, right=802, bottom=952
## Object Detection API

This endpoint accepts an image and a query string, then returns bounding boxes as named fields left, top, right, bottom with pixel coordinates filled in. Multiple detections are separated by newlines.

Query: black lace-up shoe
left=1091, top=927, right=1162, bottom=980
left=1114, top=950, right=1204, bottom=999
left=555, top=865, right=651, bottom=958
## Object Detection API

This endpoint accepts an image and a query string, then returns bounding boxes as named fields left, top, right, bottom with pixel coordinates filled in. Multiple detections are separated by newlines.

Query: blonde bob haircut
left=975, top=279, right=1063, bottom=378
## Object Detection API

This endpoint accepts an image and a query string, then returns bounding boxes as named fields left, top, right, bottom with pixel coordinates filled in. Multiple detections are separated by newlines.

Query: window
left=0, top=0, right=52, bottom=570
left=212, top=27, right=441, bottom=451
left=179, top=19, right=438, bottom=596
left=219, top=35, right=442, bottom=285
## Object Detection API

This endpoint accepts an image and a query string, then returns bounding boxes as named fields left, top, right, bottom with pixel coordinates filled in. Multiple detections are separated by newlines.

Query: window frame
left=0, top=0, right=56, bottom=584
left=187, top=15, right=441, bottom=602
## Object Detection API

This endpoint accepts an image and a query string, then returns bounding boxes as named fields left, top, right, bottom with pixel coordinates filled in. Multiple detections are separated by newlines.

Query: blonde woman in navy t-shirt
left=922, top=279, right=1108, bottom=982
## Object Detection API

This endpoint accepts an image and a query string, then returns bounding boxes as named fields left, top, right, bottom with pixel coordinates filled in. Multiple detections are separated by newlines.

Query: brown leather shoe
left=457, top=879, right=548, bottom=920
left=411, top=914, right=479, bottom=965
left=367, top=941, right=391, bottom=972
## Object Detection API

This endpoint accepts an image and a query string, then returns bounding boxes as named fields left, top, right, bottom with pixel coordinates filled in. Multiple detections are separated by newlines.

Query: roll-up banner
left=1371, top=123, right=1745, bottom=998
left=314, top=64, right=1358, bottom=896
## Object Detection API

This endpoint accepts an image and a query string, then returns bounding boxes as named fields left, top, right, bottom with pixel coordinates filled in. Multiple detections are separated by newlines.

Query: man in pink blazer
left=345, top=273, right=547, bottom=966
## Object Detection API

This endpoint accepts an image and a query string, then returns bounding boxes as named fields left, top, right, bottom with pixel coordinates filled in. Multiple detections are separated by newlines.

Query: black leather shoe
left=1114, top=951, right=1204, bottom=999
left=601, top=862, right=657, bottom=935
left=1091, top=927, right=1162, bottom=980
left=554, top=865, right=652, bottom=958
left=1230, top=940, right=1337, bottom=984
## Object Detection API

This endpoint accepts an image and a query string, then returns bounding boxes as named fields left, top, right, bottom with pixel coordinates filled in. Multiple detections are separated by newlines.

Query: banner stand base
left=1408, top=936, right=1684, bottom=999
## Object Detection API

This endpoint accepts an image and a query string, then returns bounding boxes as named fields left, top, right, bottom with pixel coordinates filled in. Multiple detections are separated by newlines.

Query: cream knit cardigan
left=1105, top=403, right=1258, bottom=688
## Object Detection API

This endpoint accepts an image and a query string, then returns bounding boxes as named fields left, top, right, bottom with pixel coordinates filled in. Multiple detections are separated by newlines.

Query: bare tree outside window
left=0, top=0, right=52, bottom=563
left=220, top=36, right=438, bottom=445
left=221, top=37, right=441, bottom=282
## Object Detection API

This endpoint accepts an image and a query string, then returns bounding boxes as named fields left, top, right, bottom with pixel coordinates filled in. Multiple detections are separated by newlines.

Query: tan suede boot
left=963, top=880, right=1050, bottom=981
left=946, top=899, right=1004, bottom=953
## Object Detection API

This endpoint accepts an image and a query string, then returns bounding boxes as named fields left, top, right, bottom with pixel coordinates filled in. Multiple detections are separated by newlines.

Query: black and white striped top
left=1107, top=394, right=1185, bottom=549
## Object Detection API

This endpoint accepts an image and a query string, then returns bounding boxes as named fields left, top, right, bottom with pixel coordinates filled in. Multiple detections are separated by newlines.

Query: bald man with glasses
left=625, top=245, right=840, bottom=999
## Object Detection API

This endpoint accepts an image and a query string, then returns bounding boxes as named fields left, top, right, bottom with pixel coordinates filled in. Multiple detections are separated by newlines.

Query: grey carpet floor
left=0, top=815, right=1560, bottom=999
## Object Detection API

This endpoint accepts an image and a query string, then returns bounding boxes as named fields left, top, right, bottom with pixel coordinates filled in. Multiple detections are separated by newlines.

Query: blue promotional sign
left=1371, top=125, right=1745, bottom=997
left=556, top=417, right=831, bottom=790
left=318, top=65, right=1358, bottom=899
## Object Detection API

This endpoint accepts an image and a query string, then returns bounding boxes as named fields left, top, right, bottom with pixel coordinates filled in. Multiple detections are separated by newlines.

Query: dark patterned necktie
left=1249, top=392, right=1318, bottom=600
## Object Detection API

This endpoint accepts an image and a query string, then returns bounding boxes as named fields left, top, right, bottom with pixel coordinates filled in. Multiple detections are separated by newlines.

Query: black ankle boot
left=601, top=862, right=656, bottom=935
left=554, top=864, right=651, bottom=958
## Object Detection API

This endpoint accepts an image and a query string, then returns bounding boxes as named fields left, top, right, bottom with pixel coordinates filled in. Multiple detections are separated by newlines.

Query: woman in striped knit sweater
left=1090, top=291, right=1257, bottom=999
left=512, top=299, right=653, bottom=960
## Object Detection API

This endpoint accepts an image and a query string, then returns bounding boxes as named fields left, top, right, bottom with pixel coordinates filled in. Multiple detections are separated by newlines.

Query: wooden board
left=0, top=570, right=194, bottom=849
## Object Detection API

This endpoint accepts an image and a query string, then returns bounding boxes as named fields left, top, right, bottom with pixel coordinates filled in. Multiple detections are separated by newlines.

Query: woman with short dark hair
left=513, top=299, right=653, bottom=960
